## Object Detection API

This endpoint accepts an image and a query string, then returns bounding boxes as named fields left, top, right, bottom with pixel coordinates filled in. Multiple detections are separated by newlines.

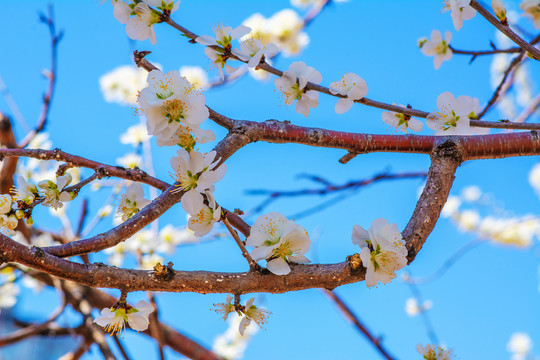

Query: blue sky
left=1, top=0, right=540, bottom=359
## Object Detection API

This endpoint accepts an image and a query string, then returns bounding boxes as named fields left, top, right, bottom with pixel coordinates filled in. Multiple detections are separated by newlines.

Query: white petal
left=266, top=257, right=291, bottom=275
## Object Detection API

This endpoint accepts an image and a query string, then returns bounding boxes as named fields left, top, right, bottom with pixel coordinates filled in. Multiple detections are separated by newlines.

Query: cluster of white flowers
left=242, top=9, right=309, bottom=57
left=111, top=0, right=179, bottom=45
left=214, top=296, right=271, bottom=336
left=507, top=332, right=533, bottom=360
left=138, top=69, right=213, bottom=149
left=37, top=173, right=76, bottom=210
left=442, top=187, right=540, bottom=247
left=352, top=218, right=408, bottom=288
left=417, top=344, right=454, bottom=360
left=246, top=212, right=311, bottom=275
left=100, top=65, right=148, bottom=105
left=170, top=149, right=226, bottom=236
left=94, top=299, right=154, bottom=336
left=275, top=61, right=322, bottom=117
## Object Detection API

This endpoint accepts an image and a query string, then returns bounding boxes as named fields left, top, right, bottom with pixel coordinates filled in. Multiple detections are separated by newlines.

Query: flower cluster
left=138, top=70, right=213, bottom=149
left=111, top=0, right=179, bottom=45
left=352, top=218, right=408, bottom=288
left=442, top=187, right=540, bottom=247
left=242, top=9, right=309, bottom=57
left=214, top=296, right=271, bottom=336
left=170, top=149, right=226, bottom=236
left=275, top=61, right=322, bottom=117
left=94, top=299, right=154, bottom=336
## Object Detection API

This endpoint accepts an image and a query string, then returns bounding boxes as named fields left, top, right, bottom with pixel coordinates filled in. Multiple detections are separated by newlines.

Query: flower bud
left=492, top=0, right=507, bottom=24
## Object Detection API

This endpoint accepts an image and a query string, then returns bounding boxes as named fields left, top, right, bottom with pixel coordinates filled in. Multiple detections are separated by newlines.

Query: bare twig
left=20, top=5, right=63, bottom=148
left=323, top=290, right=395, bottom=360
left=222, top=215, right=260, bottom=271
left=470, top=0, right=540, bottom=61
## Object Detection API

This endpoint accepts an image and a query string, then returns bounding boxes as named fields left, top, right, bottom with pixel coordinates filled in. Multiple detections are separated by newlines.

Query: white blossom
left=329, top=73, right=368, bottom=114
left=507, top=332, right=533, bottom=360
left=179, top=66, right=209, bottom=90
left=461, top=185, right=482, bottom=202
left=441, top=196, right=461, bottom=217
left=352, top=218, right=408, bottom=287
left=100, top=65, right=148, bottom=105
left=274, top=61, right=321, bottom=117
left=492, top=0, right=507, bottom=23
left=420, top=30, right=453, bottom=69
left=139, top=253, right=164, bottom=270
left=116, top=183, right=151, bottom=222
left=196, top=24, right=251, bottom=49
left=157, top=224, right=198, bottom=253
left=382, top=107, right=424, bottom=133
left=13, top=176, right=38, bottom=206
left=213, top=294, right=235, bottom=321
left=117, top=153, right=143, bottom=169
left=120, top=124, right=151, bottom=146
left=479, top=216, right=539, bottom=247
left=443, top=0, right=477, bottom=31
left=94, top=300, right=154, bottom=336
left=529, top=163, right=540, bottom=196
left=427, top=91, right=488, bottom=136
left=232, top=37, right=279, bottom=68
left=242, top=10, right=309, bottom=56
left=417, top=344, right=454, bottom=360
left=0, top=194, right=12, bottom=215
left=170, top=148, right=226, bottom=204
left=138, top=70, right=209, bottom=146
left=38, top=173, right=76, bottom=210
left=405, top=298, right=432, bottom=317
left=182, top=190, right=221, bottom=236
left=246, top=212, right=311, bottom=275
left=520, top=0, right=540, bottom=28
left=238, top=298, right=271, bottom=336
left=0, top=283, right=19, bottom=310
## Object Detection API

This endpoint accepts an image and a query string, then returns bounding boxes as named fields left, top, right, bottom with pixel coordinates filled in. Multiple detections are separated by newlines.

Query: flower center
left=272, top=240, right=293, bottom=259
left=164, top=99, right=186, bottom=123
left=435, top=40, right=448, bottom=55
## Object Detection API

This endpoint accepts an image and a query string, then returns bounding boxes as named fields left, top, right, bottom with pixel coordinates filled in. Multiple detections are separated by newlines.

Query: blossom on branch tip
left=329, top=73, right=368, bottom=114
left=94, top=300, right=154, bottom=336
left=417, top=344, right=454, bottom=360
left=38, top=173, right=76, bottom=210
left=116, top=183, right=151, bottom=222
left=520, top=0, right=540, bottom=28
left=352, top=218, right=407, bottom=288
left=443, top=0, right=476, bottom=31
left=492, top=0, right=507, bottom=23
left=232, top=37, right=279, bottom=68
left=420, top=30, right=453, bottom=70
left=274, top=61, right=321, bottom=117
left=138, top=70, right=209, bottom=146
left=246, top=212, right=311, bottom=275
left=382, top=106, right=424, bottom=133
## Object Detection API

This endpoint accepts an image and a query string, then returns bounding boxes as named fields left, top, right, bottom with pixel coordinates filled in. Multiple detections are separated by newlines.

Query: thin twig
left=514, top=93, right=540, bottom=124
left=222, top=215, right=260, bottom=271
left=20, top=5, right=63, bottom=148
left=449, top=44, right=521, bottom=56
left=404, top=274, right=439, bottom=345
left=470, top=0, right=540, bottom=61
left=147, top=292, right=165, bottom=360
left=323, top=290, right=395, bottom=360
